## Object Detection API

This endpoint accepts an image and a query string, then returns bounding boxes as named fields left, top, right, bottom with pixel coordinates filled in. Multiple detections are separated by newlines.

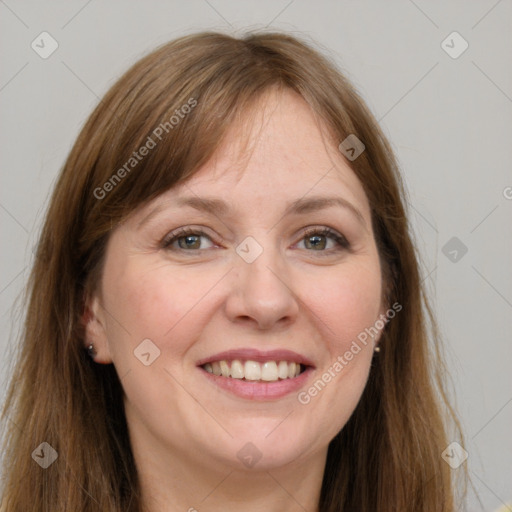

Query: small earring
left=87, top=344, right=97, bottom=358
left=374, top=345, right=381, bottom=353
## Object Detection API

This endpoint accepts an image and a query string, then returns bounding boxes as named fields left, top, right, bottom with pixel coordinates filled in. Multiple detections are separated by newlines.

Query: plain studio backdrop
left=0, top=1, right=511, bottom=510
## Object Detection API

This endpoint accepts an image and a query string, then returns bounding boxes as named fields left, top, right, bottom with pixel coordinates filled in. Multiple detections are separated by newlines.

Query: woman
left=0, top=31, right=465, bottom=511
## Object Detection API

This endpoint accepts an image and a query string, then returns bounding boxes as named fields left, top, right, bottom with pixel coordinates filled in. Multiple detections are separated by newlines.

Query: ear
left=82, top=293, right=113, bottom=364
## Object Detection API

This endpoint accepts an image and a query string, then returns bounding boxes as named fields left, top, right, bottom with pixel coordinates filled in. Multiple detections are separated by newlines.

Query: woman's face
left=87, top=89, right=386, bottom=473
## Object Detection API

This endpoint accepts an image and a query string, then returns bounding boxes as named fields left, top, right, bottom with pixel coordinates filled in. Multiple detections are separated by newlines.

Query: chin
left=207, top=417, right=320, bottom=471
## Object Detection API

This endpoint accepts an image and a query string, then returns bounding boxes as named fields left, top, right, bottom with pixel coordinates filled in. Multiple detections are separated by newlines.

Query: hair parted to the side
left=1, top=31, right=465, bottom=511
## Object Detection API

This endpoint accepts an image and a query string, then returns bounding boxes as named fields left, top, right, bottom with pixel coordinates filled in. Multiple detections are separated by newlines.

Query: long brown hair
left=1, top=31, right=464, bottom=511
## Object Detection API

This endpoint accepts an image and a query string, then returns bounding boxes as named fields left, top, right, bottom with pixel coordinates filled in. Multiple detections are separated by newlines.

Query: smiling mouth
left=201, top=360, right=307, bottom=382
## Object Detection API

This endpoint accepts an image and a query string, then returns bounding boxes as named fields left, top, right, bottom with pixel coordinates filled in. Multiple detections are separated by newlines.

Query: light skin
left=85, top=88, right=387, bottom=512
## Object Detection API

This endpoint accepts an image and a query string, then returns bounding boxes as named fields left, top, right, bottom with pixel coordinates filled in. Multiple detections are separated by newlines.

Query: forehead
left=182, top=89, right=370, bottom=214
left=128, top=88, right=372, bottom=227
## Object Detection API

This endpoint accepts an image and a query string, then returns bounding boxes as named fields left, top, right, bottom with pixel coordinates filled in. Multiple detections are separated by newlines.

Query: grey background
left=1, top=1, right=511, bottom=510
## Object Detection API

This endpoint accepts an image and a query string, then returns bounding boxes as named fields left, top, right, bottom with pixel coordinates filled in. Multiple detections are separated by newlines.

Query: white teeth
left=244, top=360, right=261, bottom=381
left=212, top=361, right=221, bottom=376
left=277, top=361, right=289, bottom=379
left=261, top=361, right=278, bottom=381
left=230, top=359, right=244, bottom=378
left=220, top=360, right=230, bottom=378
left=203, top=359, right=304, bottom=381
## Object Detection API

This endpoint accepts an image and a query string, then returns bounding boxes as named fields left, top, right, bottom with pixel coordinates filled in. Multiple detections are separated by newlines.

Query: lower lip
left=199, top=367, right=314, bottom=400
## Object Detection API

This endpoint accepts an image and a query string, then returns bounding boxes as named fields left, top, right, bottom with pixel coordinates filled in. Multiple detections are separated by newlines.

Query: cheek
left=101, top=257, right=219, bottom=362
left=304, top=258, right=383, bottom=352
left=294, top=258, right=382, bottom=434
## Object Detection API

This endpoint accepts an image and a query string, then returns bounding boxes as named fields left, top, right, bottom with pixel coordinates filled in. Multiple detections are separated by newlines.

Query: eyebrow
left=137, top=197, right=229, bottom=229
left=286, top=196, right=366, bottom=227
left=138, top=194, right=366, bottom=229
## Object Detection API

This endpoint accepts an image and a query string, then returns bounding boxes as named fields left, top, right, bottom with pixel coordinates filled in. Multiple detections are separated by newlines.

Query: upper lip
left=196, top=348, right=315, bottom=368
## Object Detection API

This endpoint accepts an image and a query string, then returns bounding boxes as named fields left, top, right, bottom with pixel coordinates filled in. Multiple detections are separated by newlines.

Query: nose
left=224, top=247, right=299, bottom=330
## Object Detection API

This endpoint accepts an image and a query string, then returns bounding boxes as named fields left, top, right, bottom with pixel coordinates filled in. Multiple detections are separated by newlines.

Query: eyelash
left=161, top=226, right=350, bottom=254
